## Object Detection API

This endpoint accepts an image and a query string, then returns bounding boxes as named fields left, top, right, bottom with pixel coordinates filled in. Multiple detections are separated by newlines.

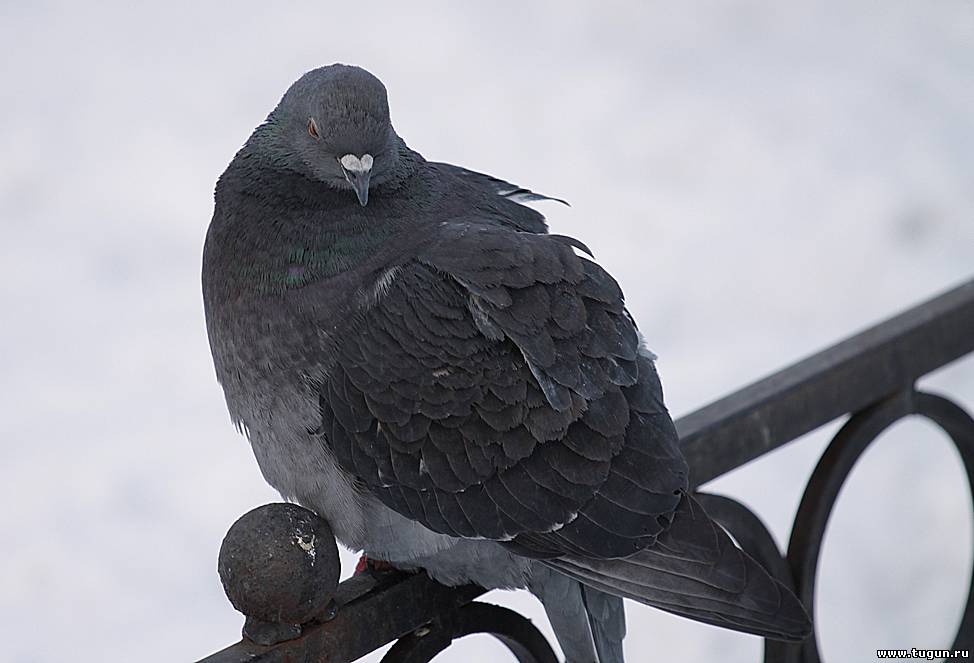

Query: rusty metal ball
left=218, top=503, right=341, bottom=628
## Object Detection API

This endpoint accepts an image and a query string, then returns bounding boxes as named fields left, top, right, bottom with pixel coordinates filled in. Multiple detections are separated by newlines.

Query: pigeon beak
left=340, top=153, right=373, bottom=207
left=343, top=169, right=371, bottom=207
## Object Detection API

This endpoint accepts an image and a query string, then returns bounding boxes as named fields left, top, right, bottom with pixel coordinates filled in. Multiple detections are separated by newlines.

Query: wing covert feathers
left=319, top=223, right=687, bottom=557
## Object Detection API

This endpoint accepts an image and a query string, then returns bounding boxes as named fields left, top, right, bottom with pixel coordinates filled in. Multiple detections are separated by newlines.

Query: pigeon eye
left=307, top=118, right=320, bottom=139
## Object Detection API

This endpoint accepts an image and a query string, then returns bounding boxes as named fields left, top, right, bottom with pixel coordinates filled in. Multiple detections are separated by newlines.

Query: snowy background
left=2, top=1, right=973, bottom=661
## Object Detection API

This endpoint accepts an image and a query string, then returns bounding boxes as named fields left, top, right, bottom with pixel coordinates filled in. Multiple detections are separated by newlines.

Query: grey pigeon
left=202, top=64, right=811, bottom=662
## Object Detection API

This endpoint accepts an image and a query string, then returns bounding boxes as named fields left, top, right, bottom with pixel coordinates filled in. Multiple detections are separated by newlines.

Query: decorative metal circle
left=381, top=601, right=559, bottom=663
left=787, top=389, right=974, bottom=662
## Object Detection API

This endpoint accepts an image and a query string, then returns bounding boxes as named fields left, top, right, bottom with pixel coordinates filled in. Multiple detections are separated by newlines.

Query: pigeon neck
left=210, top=176, right=410, bottom=298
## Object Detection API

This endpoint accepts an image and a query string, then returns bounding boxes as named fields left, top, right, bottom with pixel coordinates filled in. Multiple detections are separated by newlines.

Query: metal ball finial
left=218, top=503, right=341, bottom=645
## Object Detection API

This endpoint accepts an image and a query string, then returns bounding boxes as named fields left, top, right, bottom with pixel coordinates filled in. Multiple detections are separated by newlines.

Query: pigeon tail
left=580, top=584, right=626, bottom=663
left=546, top=493, right=811, bottom=642
left=531, top=568, right=625, bottom=663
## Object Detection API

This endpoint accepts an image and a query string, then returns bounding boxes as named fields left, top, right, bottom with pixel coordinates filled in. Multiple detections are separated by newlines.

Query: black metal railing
left=197, top=278, right=974, bottom=663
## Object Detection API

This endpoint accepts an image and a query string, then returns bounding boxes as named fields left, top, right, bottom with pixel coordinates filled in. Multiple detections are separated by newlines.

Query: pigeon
left=202, top=64, right=811, bottom=662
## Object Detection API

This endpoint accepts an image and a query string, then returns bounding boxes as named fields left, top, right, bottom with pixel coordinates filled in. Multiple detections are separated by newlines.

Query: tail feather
left=581, top=584, right=626, bottom=663
left=530, top=568, right=600, bottom=663
left=546, top=493, right=811, bottom=642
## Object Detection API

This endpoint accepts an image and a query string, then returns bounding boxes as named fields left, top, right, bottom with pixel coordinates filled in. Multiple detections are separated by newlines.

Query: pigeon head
left=269, top=64, right=401, bottom=206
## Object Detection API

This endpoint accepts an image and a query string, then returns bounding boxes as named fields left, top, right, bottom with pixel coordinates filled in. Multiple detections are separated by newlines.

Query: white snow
left=1, top=2, right=972, bottom=662
left=294, top=534, right=317, bottom=565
